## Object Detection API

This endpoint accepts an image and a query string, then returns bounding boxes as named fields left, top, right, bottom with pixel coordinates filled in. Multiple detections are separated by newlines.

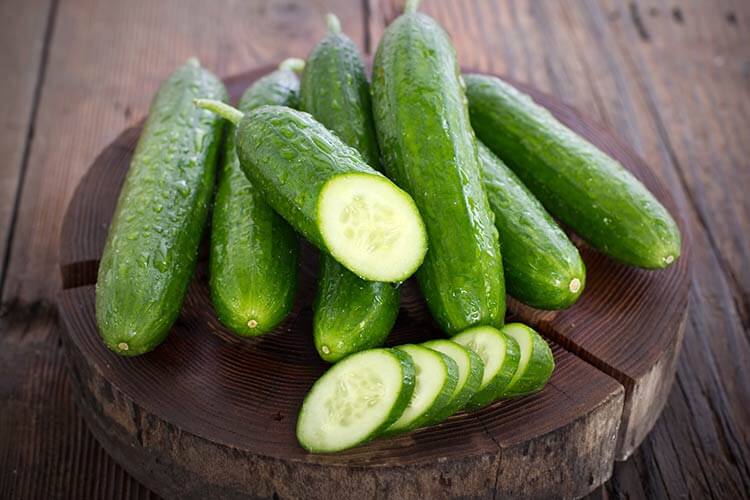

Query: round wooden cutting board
left=58, top=66, right=689, bottom=499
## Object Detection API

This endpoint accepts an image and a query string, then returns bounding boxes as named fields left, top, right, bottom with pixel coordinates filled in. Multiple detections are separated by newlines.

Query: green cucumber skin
left=466, top=73, right=681, bottom=269
left=385, top=345, right=458, bottom=434
left=502, top=324, right=555, bottom=397
left=296, top=347, right=416, bottom=452
left=313, top=258, right=399, bottom=362
left=372, top=12, right=505, bottom=334
left=461, top=331, right=520, bottom=410
left=235, top=106, right=407, bottom=276
left=478, top=141, right=586, bottom=310
left=423, top=340, right=484, bottom=419
left=209, top=68, right=300, bottom=337
left=96, top=60, right=227, bottom=356
left=301, top=26, right=399, bottom=361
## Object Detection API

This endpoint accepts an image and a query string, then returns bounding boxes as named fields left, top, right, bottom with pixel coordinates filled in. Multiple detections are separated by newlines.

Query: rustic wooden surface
left=1, top=0, right=748, bottom=498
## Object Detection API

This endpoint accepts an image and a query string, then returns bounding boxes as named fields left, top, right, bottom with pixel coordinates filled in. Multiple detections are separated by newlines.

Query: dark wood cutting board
left=57, top=65, right=690, bottom=499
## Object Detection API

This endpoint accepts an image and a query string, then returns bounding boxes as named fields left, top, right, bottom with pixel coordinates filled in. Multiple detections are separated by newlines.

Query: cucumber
left=465, top=73, right=681, bottom=269
left=301, top=14, right=399, bottom=362
left=371, top=0, right=505, bottom=334
left=422, top=339, right=484, bottom=418
left=96, top=59, right=226, bottom=356
left=385, top=344, right=458, bottom=434
left=452, top=326, right=520, bottom=409
left=195, top=101, right=427, bottom=283
left=500, top=323, right=555, bottom=397
left=477, top=141, right=586, bottom=309
left=209, top=60, right=302, bottom=336
left=296, top=348, right=415, bottom=453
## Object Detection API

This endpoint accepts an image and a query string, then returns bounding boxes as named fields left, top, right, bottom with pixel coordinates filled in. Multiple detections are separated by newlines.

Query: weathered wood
left=0, top=2, right=366, bottom=499
left=0, top=0, right=53, bottom=288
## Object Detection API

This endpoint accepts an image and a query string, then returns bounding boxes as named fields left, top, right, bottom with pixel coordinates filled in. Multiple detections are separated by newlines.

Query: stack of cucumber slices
left=95, top=0, right=681, bottom=454
left=297, top=323, right=553, bottom=453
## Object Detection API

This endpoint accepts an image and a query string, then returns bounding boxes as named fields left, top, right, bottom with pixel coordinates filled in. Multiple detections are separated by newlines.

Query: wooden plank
left=0, top=1, right=366, bottom=498
left=0, top=0, right=53, bottom=288
left=368, top=0, right=750, bottom=497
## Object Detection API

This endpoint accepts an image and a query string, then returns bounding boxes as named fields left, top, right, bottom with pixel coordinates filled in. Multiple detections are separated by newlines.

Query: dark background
left=1, top=0, right=748, bottom=498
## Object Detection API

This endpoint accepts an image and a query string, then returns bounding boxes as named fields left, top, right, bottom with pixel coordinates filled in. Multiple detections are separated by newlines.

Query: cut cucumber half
left=452, top=326, right=520, bottom=409
left=317, top=173, right=427, bottom=283
left=385, top=344, right=458, bottom=434
left=423, top=339, right=484, bottom=419
left=296, top=348, right=415, bottom=453
left=500, top=323, right=555, bottom=397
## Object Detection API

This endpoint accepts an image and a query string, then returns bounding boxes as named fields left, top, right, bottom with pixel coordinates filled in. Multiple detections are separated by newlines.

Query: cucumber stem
left=326, top=13, right=341, bottom=33
left=279, top=57, right=305, bottom=74
left=194, top=99, right=244, bottom=125
left=404, top=0, right=422, bottom=14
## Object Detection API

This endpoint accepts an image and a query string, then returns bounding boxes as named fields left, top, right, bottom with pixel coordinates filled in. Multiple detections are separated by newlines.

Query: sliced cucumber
left=452, top=326, right=520, bottom=409
left=501, top=323, right=555, bottom=397
left=385, top=344, right=458, bottom=434
left=422, top=339, right=484, bottom=419
left=317, top=173, right=426, bottom=282
left=296, top=348, right=415, bottom=453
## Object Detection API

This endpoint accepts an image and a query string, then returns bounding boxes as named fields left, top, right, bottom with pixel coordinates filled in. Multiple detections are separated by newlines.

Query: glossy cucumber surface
left=209, top=63, right=301, bottom=336
left=371, top=9, right=505, bottom=334
left=301, top=15, right=399, bottom=362
left=96, top=59, right=227, bottom=356
left=478, top=141, right=585, bottom=309
left=466, top=73, right=681, bottom=269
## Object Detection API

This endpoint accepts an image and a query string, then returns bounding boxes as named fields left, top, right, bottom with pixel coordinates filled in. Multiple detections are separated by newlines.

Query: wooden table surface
left=1, top=0, right=748, bottom=498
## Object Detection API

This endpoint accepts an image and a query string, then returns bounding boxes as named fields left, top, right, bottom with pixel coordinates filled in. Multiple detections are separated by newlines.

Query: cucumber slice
left=296, top=348, right=415, bottom=453
left=422, top=339, right=484, bottom=418
left=385, top=344, right=458, bottom=434
left=501, top=323, right=555, bottom=397
left=317, top=173, right=427, bottom=283
left=452, top=326, right=520, bottom=409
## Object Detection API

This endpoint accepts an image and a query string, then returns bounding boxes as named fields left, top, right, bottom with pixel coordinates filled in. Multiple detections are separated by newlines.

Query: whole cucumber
left=465, top=73, right=681, bottom=269
left=478, top=141, right=585, bottom=309
left=194, top=100, right=427, bottom=284
left=96, top=59, right=227, bottom=356
left=371, top=1, right=505, bottom=334
left=301, top=14, right=399, bottom=362
left=209, top=60, right=303, bottom=337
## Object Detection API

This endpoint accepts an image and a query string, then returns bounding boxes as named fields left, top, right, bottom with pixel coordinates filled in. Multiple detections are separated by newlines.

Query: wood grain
left=0, top=1, right=365, bottom=499
left=3, top=0, right=749, bottom=498
left=0, top=0, right=53, bottom=289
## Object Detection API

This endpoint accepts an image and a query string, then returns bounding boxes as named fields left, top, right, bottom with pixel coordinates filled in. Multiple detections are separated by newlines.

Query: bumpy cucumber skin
left=501, top=323, right=555, bottom=397
left=296, top=348, right=416, bottom=453
left=313, top=258, right=399, bottom=362
left=235, top=105, right=422, bottom=282
left=301, top=27, right=400, bottom=361
left=465, top=73, right=681, bottom=269
left=478, top=141, right=586, bottom=310
left=385, top=344, right=458, bottom=434
left=95, top=60, right=227, bottom=356
left=423, top=340, right=484, bottom=419
left=210, top=68, right=300, bottom=337
left=372, top=12, right=505, bottom=334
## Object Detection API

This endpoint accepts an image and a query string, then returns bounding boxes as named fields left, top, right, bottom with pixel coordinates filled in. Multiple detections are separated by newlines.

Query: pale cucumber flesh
left=317, top=173, right=427, bottom=282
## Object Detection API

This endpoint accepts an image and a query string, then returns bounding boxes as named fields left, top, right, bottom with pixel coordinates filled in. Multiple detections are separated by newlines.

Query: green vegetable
left=210, top=60, right=302, bottom=336
left=371, top=0, right=505, bottom=334
left=422, top=339, right=484, bottom=418
left=452, top=326, right=520, bottom=409
left=301, top=14, right=399, bottom=362
left=385, top=344, right=458, bottom=434
left=195, top=100, right=427, bottom=283
left=465, top=73, right=681, bottom=269
left=478, top=141, right=586, bottom=309
left=296, top=348, right=415, bottom=453
left=96, top=59, right=227, bottom=356
left=500, top=323, right=555, bottom=397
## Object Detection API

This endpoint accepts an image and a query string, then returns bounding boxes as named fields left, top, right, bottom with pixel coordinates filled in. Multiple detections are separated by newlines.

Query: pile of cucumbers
left=95, top=0, right=681, bottom=453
